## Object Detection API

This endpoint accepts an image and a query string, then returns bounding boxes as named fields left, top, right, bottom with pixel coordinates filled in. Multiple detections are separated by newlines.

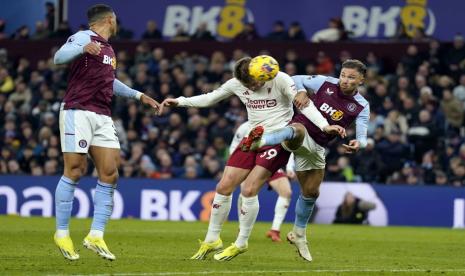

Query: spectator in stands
left=311, top=17, right=348, bottom=42
left=287, top=21, right=306, bottom=41
left=333, top=192, right=376, bottom=224
left=234, top=23, right=259, bottom=41
left=115, top=19, right=134, bottom=39
left=142, top=20, right=162, bottom=40
left=13, top=25, right=30, bottom=40
left=0, top=67, right=14, bottom=94
left=171, top=25, right=190, bottom=42
left=445, top=34, right=465, bottom=80
left=315, top=51, right=334, bottom=75
left=453, top=74, right=465, bottom=108
left=0, top=20, right=6, bottom=40
left=191, top=22, right=215, bottom=41
left=32, top=21, right=50, bottom=40
left=441, top=89, right=464, bottom=130
left=45, top=2, right=55, bottom=32
left=266, top=20, right=287, bottom=41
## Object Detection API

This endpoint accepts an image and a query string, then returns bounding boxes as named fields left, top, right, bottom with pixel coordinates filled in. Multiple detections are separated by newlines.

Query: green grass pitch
left=1, top=216, right=464, bottom=275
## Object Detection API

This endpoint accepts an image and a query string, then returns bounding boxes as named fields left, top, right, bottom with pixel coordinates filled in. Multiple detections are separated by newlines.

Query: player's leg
left=191, top=165, right=250, bottom=260
left=84, top=145, right=119, bottom=260
left=214, top=165, right=271, bottom=261
left=54, top=108, right=90, bottom=260
left=248, top=123, right=306, bottom=151
left=267, top=174, right=292, bottom=242
left=287, top=169, right=324, bottom=262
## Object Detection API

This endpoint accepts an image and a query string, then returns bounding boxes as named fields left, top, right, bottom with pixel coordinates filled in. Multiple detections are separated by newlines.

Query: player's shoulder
left=273, top=71, right=292, bottom=82
left=354, top=92, right=369, bottom=108
left=324, top=76, right=339, bottom=85
left=66, top=30, right=92, bottom=44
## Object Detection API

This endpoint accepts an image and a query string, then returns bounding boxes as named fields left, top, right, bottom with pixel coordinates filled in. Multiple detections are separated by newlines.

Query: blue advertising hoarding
left=1, top=176, right=465, bottom=228
left=66, top=0, right=462, bottom=41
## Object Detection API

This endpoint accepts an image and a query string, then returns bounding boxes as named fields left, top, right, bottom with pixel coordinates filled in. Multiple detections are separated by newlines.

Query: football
left=248, top=55, right=279, bottom=81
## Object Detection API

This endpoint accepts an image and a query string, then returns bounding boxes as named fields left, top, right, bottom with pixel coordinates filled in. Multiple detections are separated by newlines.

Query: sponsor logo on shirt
left=320, top=102, right=344, bottom=121
left=245, top=98, right=277, bottom=109
left=102, top=55, right=117, bottom=69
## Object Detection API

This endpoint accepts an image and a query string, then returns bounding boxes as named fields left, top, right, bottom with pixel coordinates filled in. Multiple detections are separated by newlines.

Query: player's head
left=234, top=57, right=265, bottom=91
left=339, top=59, right=366, bottom=94
left=87, top=4, right=117, bottom=36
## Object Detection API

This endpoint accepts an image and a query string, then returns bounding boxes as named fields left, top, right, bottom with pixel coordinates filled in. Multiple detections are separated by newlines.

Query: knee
left=216, top=179, right=234, bottom=195
left=100, top=167, right=119, bottom=184
left=302, top=187, right=319, bottom=199
left=241, top=184, right=256, bottom=197
left=65, top=166, right=84, bottom=182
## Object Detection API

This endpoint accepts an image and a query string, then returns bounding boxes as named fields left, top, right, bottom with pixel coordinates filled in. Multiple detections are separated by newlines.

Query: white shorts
left=282, top=129, right=325, bottom=171
left=59, top=106, right=120, bottom=153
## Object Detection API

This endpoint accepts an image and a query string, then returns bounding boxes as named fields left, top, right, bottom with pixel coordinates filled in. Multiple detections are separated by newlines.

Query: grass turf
left=0, top=216, right=464, bottom=275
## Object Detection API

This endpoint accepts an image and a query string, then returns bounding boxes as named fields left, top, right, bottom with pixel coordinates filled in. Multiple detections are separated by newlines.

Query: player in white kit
left=161, top=56, right=340, bottom=261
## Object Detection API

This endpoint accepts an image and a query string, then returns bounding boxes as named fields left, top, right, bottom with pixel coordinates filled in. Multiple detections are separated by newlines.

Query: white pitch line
left=58, top=268, right=465, bottom=276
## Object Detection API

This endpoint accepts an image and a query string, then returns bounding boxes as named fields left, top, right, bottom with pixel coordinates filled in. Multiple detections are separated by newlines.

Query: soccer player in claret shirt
left=53, top=4, right=160, bottom=261
left=161, top=56, right=343, bottom=261
left=246, top=59, right=370, bottom=261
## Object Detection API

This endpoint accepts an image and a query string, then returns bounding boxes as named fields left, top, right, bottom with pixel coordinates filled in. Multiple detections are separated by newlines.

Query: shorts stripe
left=64, top=110, right=75, bottom=151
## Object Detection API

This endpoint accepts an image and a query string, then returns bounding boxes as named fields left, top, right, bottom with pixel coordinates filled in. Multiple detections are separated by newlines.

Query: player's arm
left=284, top=74, right=345, bottom=137
left=292, top=75, right=327, bottom=93
left=54, top=32, right=92, bottom=64
left=161, top=80, right=235, bottom=109
left=343, top=104, right=369, bottom=154
left=113, top=79, right=160, bottom=111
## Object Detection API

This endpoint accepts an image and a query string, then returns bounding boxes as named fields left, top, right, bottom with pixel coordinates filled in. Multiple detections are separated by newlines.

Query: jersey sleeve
left=176, top=79, right=235, bottom=108
left=277, top=72, right=298, bottom=101
left=113, top=79, right=142, bottom=100
left=355, top=104, right=370, bottom=148
left=292, top=75, right=327, bottom=93
left=54, top=31, right=91, bottom=65
left=229, top=122, right=250, bottom=153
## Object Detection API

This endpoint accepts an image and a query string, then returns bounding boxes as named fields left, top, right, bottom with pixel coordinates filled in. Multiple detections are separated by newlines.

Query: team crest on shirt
left=347, top=103, right=357, bottom=112
left=79, top=139, right=87, bottom=148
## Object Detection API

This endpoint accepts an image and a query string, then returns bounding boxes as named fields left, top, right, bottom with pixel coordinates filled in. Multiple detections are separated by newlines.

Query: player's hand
left=83, top=42, right=101, bottom=56
left=141, top=94, right=160, bottom=114
left=294, top=91, right=310, bottom=110
left=158, top=98, right=179, bottom=115
left=323, top=125, right=346, bottom=138
left=342, top=139, right=360, bottom=154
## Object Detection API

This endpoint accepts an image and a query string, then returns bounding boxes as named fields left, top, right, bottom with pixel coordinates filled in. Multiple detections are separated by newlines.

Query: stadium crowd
left=0, top=30, right=465, bottom=185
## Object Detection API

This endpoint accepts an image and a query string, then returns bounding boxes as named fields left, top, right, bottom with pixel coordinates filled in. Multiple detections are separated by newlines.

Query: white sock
left=293, top=225, right=306, bottom=239
left=235, top=195, right=259, bottom=248
left=236, top=193, right=243, bottom=219
left=205, top=193, right=232, bottom=243
left=55, top=229, right=69, bottom=238
left=89, top=229, right=104, bottom=238
left=271, top=196, right=290, bottom=231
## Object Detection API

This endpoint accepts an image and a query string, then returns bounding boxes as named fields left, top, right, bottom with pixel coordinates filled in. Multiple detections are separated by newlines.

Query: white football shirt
left=176, top=72, right=297, bottom=134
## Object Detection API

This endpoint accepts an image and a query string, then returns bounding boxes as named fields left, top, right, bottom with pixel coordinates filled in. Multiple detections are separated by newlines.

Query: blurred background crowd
left=0, top=6, right=465, bottom=186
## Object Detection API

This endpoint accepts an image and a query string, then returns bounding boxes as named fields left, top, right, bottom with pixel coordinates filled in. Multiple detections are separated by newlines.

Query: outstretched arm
left=113, top=79, right=160, bottom=112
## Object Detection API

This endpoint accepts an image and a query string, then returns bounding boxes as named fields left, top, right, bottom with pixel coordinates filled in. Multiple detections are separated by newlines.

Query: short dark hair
left=233, top=57, right=253, bottom=85
left=342, top=59, right=367, bottom=77
left=87, top=4, right=114, bottom=25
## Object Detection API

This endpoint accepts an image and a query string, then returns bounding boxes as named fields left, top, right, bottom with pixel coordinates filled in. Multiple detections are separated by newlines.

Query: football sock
left=235, top=195, right=259, bottom=248
left=90, top=180, right=115, bottom=234
left=237, top=193, right=243, bottom=219
left=261, top=126, right=296, bottom=147
left=55, top=176, right=77, bottom=235
left=271, top=196, right=290, bottom=231
left=294, top=195, right=317, bottom=237
left=205, top=193, right=232, bottom=243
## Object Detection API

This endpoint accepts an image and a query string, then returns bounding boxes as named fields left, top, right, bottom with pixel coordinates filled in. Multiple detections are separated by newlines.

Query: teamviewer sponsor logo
left=245, top=98, right=277, bottom=109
